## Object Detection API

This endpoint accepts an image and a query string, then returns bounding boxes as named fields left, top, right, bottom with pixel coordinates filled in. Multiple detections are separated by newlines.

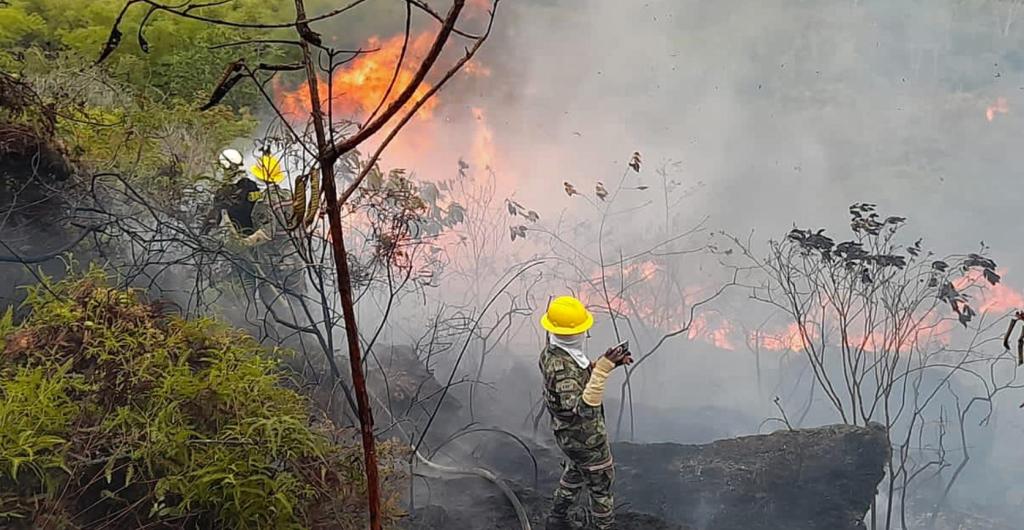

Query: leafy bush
left=0, top=269, right=407, bottom=529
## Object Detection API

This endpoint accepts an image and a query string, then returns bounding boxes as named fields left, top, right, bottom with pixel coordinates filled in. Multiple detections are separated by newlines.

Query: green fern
left=0, top=271, right=407, bottom=529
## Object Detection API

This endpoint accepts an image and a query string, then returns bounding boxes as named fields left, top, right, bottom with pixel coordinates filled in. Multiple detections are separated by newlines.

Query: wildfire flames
left=273, top=30, right=501, bottom=188
left=986, top=97, right=1009, bottom=122
left=580, top=260, right=1024, bottom=355
left=276, top=33, right=443, bottom=122
left=755, top=323, right=809, bottom=352
left=272, top=27, right=1024, bottom=357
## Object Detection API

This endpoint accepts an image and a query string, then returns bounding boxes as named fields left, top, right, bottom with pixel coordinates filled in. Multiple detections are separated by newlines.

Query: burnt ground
left=404, top=477, right=688, bottom=530
left=402, top=423, right=889, bottom=530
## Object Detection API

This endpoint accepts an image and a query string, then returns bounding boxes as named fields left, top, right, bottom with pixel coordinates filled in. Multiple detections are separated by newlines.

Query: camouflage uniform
left=539, top=342, right=615, bottom=529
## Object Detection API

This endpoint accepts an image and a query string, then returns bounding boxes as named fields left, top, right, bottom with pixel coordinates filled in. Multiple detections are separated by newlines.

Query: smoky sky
left=447, top=0, right=1024, bottom=512
left=466, top=0, right=1024, bottom=265
left=320, top=0, right=1024, bottom=431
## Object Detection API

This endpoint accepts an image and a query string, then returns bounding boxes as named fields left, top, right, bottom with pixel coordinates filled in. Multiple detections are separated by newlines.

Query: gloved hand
left=219, top=210, right=234, bottom=230
left=602, top=344, right=633, bottom=367
left=217, top=211, right=247, bottom=253
left=239, top=228, right=271, bottom=247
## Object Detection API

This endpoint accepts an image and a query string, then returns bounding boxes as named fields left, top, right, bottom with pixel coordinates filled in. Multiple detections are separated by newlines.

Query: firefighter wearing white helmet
left=206, top=148, right=304, bottom=301
left=218, top=148, right=244, bottom=172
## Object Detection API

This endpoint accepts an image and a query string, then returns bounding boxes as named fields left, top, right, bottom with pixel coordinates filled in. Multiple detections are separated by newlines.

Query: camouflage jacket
left=539, top=343, right=612, bottom=466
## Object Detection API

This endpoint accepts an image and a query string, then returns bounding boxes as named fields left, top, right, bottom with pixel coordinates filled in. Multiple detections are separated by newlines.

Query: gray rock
left=404, top=423, right=888, bottom=530
left=612, top=423, right=889, bottom=530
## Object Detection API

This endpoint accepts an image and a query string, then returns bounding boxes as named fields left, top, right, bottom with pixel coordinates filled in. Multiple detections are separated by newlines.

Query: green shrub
left=0, top=269, right=407, bottom=529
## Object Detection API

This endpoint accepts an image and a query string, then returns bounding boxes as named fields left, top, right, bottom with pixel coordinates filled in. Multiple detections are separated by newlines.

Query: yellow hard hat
left=251, top=154, right=285, bottom=184
left=541, top=296, right=594, bottom=335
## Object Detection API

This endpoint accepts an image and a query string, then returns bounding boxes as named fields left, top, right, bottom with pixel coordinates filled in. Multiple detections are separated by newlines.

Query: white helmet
left=218, top=148, right=244, bottom=170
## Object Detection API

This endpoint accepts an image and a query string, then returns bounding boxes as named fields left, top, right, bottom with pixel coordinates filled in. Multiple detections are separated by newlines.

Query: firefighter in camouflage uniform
left=539, top=296, right=632, bottom=529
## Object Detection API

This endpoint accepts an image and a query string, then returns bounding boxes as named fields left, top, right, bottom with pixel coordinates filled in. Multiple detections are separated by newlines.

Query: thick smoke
left=401, top=0, right=1024, bottom=519
left=265, top=0, right=1024, bottom=522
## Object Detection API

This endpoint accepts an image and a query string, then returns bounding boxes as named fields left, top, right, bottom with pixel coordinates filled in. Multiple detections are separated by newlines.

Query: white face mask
left=550, top=333, right=590, bottom=369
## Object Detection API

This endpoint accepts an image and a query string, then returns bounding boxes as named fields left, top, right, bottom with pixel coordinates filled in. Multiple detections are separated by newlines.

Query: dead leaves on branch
left=200, top=60, right=246, bottom=111
left=509, top=225, right=527, bottom=241
left=287, top=168, right=322, bottom=231
left=505, top=198, right=538, bottom=242
left=785, top=202, right=1001, bottom=327
left=629, top=151, right=642, bottom=172
left=522, top=150, right=649, bottom=242
left=505, top=199, right=538, bottom=222
left=563, top=151, right=647, bottom=203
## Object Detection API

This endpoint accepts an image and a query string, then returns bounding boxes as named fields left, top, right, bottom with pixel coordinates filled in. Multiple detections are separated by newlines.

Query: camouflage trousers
left=550, top=430, right=615, bottom=529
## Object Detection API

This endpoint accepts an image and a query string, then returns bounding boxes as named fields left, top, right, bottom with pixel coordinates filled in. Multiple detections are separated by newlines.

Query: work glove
left=581, top=344, right=632, bottom=407
left=603, top=344, right=634, bottom=367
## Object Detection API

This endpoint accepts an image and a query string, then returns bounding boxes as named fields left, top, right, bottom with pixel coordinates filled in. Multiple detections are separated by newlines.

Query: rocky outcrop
left=612, top=423, right=889, bottom=530
left=404, top=423, right=889, bottom=530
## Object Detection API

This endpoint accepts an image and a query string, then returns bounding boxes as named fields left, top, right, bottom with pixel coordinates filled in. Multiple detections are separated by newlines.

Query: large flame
left=275, top=33, right=443, bottom=122
left=273, top=31, right=500, bottom=186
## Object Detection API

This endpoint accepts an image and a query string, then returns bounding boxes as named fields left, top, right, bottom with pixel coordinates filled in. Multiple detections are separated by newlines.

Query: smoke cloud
left=301, top=0, right=1024, bottom=521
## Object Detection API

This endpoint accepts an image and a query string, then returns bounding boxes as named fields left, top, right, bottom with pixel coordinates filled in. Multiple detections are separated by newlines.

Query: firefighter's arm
left=581, top=357, right=614, bottom=407
left=249, top=199, right=279, bottom=243
left=582, top=346, right=632, bottom=407
left=238, top=229, right=270, bottom=246
left=218, top=211, right=270, bottom=247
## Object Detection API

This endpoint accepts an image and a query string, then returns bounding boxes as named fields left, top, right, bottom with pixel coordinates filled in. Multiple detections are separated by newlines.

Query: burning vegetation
left=5, top=1, right=1024, bottom=529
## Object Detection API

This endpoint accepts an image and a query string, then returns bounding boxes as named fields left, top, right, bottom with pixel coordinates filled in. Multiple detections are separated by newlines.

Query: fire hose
left=413, top=451, right=532, bottom=530
left=370, top=394, right=532, bottom=530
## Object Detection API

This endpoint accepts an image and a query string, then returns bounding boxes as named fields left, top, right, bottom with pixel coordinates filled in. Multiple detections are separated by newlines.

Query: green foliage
left=0, top=4, right=45, bottom=50
left=0, top=0, right=411, bottom=186
left=4, top=0, right=293, bottom=104
left=0, top=269, right=407, bottom=529
left=0, top=0, right=299, bottom=181
left=0, top=364, right=81, bottom=501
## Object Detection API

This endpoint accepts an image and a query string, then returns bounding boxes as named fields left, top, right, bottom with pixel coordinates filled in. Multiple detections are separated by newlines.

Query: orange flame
left=593, top=265, right=1024, bottom=354
left=986, top=97, right=1009, bottom=122
left=688, top=314, right=737, bottom=350
left=274, top=31, right=490, bottom=124
left=953, top=268, right=1024, bottom=315
left=272, top=30, right=499, bottom=190
left=276, top=33, right=440, bottom=122
left=756, top=323, right=810, bottom=352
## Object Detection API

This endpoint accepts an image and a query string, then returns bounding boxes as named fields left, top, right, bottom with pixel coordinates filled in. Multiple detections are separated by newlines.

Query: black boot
left=545, top=514, right=575, bottom=530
